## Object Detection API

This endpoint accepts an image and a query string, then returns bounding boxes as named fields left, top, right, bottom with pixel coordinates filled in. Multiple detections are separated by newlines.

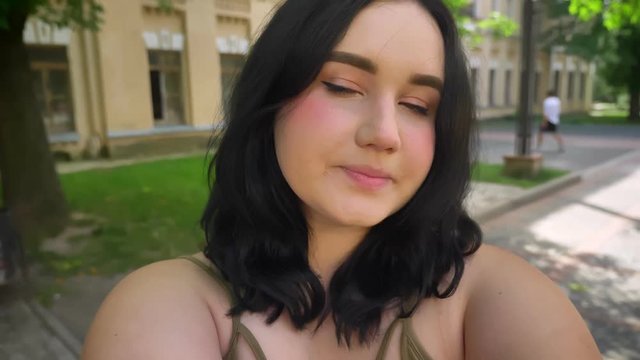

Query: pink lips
left=341, top=166, right=392, bottom=190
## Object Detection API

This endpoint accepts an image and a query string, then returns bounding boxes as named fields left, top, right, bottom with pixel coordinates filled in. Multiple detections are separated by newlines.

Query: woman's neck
left=307, top=220, right=369, bottom=282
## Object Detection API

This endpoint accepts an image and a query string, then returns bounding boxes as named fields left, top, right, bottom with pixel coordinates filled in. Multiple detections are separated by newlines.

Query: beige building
left=25, top=0, right=277, bottom=159
left=25, top=0, right=593, bottom=159
left=467, top=0, right=594, bottom=119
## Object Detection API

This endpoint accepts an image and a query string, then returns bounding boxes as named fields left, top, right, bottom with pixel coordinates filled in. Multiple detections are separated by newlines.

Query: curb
left=474, top=172, right=582, bottom=224
left=27, top=300, right=82, bottom=359
left=474, top=148, right=640, bottom=224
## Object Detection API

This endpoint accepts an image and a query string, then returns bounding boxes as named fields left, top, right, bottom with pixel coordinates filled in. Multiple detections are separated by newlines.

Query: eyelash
left=322, top=81, right=430, bottom=117
left=322, top=81, right=359, bottom=95
left=400, top=102, right=430, bottom=117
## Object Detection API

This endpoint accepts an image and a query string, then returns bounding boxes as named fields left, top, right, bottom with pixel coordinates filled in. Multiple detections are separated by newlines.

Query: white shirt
left=543, top=96, right=561, bottom=124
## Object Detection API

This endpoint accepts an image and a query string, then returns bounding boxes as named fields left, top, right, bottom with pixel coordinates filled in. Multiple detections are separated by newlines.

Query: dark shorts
left=540, top=122, right=558, bottom=133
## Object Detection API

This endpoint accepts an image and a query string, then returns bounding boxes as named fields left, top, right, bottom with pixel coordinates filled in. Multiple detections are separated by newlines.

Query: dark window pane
left=504, top=70, right=511, bottom=105
left=48, top=69, right=70, bottom=96
left=567, top=72, right=574, bottom=100
left=164, top=71, right=182, bottom=96
left=49, top=98, right=74, bottom=133
left=489, top=69, right=496, bottom=106
left=150, top=70, right=163, bottom=120
left=534, top=72, right=540, bottom=103
left=26, top=46, right=67, bottom=63
left=148, top=51, right=159, bottom=66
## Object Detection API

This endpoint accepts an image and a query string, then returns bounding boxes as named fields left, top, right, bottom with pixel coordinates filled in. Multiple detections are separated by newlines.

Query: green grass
left=472, top=163, right=569, bottom=189
left=483, top=112, right=635, bottom=127
left=36, top=155, right=211, bottom=277
left=563, top=112, right=630, bottom=125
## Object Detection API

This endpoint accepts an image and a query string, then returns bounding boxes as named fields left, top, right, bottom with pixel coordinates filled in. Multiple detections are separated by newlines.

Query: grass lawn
left=472, top=163, right=568, bottom=189
left=36, top=155, right=211, bottom=277
left=32, top=156, right=567, bottom=278
left=483, top=112, right=636, bottom=127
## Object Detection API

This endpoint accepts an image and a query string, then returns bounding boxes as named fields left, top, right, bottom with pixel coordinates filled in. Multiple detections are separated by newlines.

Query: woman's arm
left=82, top=260, right=224, bottom=360
left=463, top=245, right=600, bottom=360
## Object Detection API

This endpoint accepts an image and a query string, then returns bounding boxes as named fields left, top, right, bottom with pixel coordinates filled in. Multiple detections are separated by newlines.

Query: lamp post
left=503, top=0, right=543, bottom=177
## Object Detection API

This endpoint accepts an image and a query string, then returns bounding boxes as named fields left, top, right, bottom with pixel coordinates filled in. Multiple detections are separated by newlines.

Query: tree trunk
left=0, top=8, right=69, bottom=248
left=629, top=87, right=640, bottom=123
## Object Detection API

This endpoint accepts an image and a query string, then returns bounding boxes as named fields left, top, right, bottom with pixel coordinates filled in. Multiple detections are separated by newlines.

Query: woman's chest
left=220, top=298, right=466, bottom=360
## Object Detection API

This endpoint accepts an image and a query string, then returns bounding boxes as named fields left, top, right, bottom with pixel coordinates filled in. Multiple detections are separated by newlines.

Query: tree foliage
left=544, top=0, right=640, bottom=120
left=569, top=0, right=640, bottom=30
left=442, top=0, right=518, bottom=45
left=0, top=0, right=104, bottom=31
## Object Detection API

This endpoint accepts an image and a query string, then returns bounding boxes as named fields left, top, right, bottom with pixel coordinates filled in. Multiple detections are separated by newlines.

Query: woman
left=83, top=0, right=600, bottom=359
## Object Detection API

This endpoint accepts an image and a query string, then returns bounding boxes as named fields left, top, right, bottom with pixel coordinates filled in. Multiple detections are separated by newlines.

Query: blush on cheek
left=284, top=91, right=350, bottom=135
left=403, top=127, right=436, bottom=174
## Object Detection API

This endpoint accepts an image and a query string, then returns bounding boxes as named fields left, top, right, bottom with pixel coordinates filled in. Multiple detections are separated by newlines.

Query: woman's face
left=274, top=1, right=444, bottom=231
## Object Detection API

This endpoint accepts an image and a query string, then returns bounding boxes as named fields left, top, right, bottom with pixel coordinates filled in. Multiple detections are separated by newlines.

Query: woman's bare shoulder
left=461, top=244, right=600, bottom=359
left=82, top=254, right=230, bottom=360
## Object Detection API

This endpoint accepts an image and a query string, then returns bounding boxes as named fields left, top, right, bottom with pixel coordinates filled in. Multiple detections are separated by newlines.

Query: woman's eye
left=322, top=81, right=360, bottom=95
left=400, top=102, right=429, bottom=117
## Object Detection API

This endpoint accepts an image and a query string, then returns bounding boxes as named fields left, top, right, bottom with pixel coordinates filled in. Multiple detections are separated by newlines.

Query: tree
left=568, top=0, right=640, bottom=30
left=0, top=0, right=103, bottom=248
left=540, top=0, right=640, bottom=121
left=598, top=26, right=640, bottom=122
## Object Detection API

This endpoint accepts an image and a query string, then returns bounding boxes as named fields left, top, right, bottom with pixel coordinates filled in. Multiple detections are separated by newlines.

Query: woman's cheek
left=284, top=91, right=355, bottom=138
left=402, top=123, right=436, bottom=176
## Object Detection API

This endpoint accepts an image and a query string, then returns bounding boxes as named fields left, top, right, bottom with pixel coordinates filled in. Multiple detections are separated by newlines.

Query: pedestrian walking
left=537, top=90, right=565, bottom=152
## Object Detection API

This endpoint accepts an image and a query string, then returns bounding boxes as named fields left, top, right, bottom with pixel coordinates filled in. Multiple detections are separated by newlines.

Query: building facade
left=25, top=0, right=276, bottom=158
left=25, top=0, right=593, bottom=159
left=467, top=0, right=594, bottom=119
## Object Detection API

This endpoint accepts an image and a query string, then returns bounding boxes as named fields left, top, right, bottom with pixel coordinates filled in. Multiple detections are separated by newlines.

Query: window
left=533, top=72, right=540, bottom=103
left=489, top=69, right=496, bottom=106
left=506, top=0, right=515, bottom=18
left=461, top=0, right=477, bottom=18
left=579, top=72, right=586, bottom=100
left=148, top=50, right=185, bottom=126
left=220, top=54, right=245, bottom=105
left=504, top=70, right=512, bottom=105
left=553, top=70, right=561, bottom=95
left=471, top=67, right=478, bottom=99
left=567, top=71, right=575, bottom=100
left=492, top=0, right=500, bottom=12
left=27, top=46, right=75, bottom=134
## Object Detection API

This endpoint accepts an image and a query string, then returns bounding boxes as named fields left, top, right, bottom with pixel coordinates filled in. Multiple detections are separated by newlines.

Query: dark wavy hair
left=201, top=0, right=482, bottom=345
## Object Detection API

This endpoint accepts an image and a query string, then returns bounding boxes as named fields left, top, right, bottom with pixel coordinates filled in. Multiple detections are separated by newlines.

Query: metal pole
left=516, top=0, right=536, bottom=155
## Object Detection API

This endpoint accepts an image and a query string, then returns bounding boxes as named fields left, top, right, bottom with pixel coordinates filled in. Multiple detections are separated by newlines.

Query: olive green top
left=179, top=255, right=433, bottom=360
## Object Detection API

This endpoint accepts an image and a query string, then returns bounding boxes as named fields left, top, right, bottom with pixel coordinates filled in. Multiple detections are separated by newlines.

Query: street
left=481, top=150, right=640, bottom=360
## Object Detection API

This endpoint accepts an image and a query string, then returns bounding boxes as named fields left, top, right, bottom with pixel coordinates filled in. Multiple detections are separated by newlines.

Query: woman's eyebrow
left=328, top=51, right=443, bottom=93
left=328, top=51, right=377, bottom=73
left=409, top=74, right=443, bottom=93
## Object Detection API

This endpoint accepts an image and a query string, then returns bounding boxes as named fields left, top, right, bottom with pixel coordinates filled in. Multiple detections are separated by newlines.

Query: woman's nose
left=355, top=96, right=401, bottom=153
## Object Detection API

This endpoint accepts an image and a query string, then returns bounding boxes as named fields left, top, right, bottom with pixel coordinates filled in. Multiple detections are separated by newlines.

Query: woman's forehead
left=332, top=1, right=444, bottom=77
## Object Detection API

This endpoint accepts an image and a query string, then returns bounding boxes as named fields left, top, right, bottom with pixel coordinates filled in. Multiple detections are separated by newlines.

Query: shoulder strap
left=237, top=323, right=268, bottom=360
left=375, top=317, right=434, bottom=360
left=178, top=255, right=236, bottom=304
left=400, top=318, right=434, bottom=360
left=375, top=317, right=403, bottom=360
left=179, top=255, right=269, bottom=360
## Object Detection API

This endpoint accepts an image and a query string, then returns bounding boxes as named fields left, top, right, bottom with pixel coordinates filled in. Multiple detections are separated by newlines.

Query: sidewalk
left=0, top=289, right=76, bottom=360
left=2, top=126, right=639, bottom=358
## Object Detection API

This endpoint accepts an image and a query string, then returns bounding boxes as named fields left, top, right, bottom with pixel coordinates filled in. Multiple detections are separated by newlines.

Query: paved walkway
left=0, top=287, right=76, bottom=360
left=482, top=149, right=640, bottom=360
left=1, top=123, right=638, bottom=358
